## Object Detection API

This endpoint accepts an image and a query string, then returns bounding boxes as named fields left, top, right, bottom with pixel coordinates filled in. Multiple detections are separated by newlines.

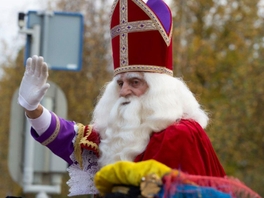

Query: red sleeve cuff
left=80, top=125, right=101, bottom=157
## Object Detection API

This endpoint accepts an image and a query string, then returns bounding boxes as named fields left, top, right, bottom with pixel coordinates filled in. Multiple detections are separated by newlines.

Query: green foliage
left=1, top=0, right=264, bottom=197
left=172, top=0, right=264, bottom=195
left=49, top=0, right=112, bottom=124
left=0, top=0, right=111, bottom=197
left=0, top=52, right=25, bottom=197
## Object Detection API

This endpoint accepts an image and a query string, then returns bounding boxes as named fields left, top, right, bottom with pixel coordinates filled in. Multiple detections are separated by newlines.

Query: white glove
left=18, top=55, right=50, bottom=111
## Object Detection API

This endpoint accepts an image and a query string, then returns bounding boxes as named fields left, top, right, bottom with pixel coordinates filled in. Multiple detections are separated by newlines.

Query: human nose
left=119, top=83, right=132, bottom=97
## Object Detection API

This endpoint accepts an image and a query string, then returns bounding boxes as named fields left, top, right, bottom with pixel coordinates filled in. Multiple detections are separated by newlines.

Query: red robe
left=134, top=119, right=225, bottom=177
left=81, top=119, right=225, bottom=177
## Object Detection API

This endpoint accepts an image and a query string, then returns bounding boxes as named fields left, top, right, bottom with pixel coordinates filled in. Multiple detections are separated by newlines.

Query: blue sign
left=25, top=11, right=84, bottom=71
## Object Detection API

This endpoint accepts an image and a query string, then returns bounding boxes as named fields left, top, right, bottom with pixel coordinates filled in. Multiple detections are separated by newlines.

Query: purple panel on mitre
left=147, top=0, right=172, bottom=34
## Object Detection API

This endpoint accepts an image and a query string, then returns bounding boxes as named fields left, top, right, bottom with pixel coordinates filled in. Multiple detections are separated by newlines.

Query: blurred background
left=1, top=0, right=264, bottom=197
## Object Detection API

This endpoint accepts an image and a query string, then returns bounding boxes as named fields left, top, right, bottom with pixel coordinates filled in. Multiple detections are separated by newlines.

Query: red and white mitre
left=110, top=0, right=173, bottom=76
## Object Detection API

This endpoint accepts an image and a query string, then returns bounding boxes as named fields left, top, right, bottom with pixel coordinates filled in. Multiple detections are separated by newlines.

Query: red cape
left=134, top=119, right=226, bottom=177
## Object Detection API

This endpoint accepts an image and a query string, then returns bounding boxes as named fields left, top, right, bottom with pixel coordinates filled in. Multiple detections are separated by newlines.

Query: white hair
left=142, top=73, right=209, bottom=129
left=92, top=79, right=119, bottom=139
left=91, top=72, right=209, bottom=167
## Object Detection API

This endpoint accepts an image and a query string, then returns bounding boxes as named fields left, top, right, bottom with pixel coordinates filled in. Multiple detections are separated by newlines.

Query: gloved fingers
left=39, top=83, right=50, bottom=96
left=25, top=57, right=32, bottom=74
left=44, top=83, right=50, bottom=89
left=25, top=56, right=48, bottom=78
left=35, top=56, right=44, bottom=77
left=41, top=62, right=49, bottom=78
left=31, top=55, right=38, bottom=75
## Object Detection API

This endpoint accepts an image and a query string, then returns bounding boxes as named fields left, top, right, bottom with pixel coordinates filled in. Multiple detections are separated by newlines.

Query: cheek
left=137, top=85, right=148, bottom=96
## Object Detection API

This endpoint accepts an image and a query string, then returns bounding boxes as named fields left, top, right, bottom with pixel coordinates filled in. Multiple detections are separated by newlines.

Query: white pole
left=36, top=192, right=50, bottom=198
left=22, top=120, right=35, bottom=186
left=19, top=22, right=60, bottom=198
left=21, top=24, right=41, bottom=187
left=19, top=13, right=63, bottom=198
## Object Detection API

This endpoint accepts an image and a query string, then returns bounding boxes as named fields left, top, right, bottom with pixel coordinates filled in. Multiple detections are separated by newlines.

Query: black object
left=104, top=185, right=141, bottom=198
left=6, top=196, right=22, bottom=198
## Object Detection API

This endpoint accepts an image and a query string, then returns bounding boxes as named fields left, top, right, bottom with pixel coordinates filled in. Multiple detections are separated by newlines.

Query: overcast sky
left=0, top=0, right=171, bottom=65
left=0, top=0, right=50, bottom=64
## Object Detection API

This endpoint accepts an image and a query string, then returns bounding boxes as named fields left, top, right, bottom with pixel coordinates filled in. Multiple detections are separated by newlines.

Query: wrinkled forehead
left=115, top=72, right=145, bottom=81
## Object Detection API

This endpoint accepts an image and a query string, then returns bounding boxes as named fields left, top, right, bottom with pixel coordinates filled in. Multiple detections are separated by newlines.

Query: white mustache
left=119, top=97, right=132, bottom=106
left=122, top=101, right=130, bottom=105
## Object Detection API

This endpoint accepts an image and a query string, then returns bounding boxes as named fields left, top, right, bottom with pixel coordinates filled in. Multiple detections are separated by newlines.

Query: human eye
left=117, top=80, right=123, bottom=87
left=131, top=78, right=141, bottom=87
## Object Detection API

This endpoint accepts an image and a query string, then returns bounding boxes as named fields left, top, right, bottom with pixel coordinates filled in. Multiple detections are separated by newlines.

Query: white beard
left=96, top=96, right=152, bottom=167
left=92, top=73, right=209, bottom=168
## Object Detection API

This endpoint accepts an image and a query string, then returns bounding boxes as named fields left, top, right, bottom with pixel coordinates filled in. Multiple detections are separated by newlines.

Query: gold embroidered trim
left=79, top=138, right=99, bottom=152
left=80, top=125, right=93, bottom=144
left=120, top=0, right=129, bottom=67
left=111, top=20, right=157, bottom=39
left=114, top=65, right=173, bottom=76
left=132, top=0, right=172, bottom=46
left=110, top=0, right=119, bottom=19
left=41, top=113, right=60, bottom=146
left=79, top=125, right=99, bottom=152
left=74, top=124, right=96, bottom=169
left=74, top=123, right=86, bottom=168
left=110, top=0, right=172, bottom=46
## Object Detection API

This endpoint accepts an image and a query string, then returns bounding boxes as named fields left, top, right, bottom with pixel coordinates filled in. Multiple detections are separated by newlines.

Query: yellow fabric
left=94, top=159, right=172, bottom=195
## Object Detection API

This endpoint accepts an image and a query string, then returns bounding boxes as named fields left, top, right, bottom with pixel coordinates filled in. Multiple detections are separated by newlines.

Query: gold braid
left=74, top=123, right=86, bottom=169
